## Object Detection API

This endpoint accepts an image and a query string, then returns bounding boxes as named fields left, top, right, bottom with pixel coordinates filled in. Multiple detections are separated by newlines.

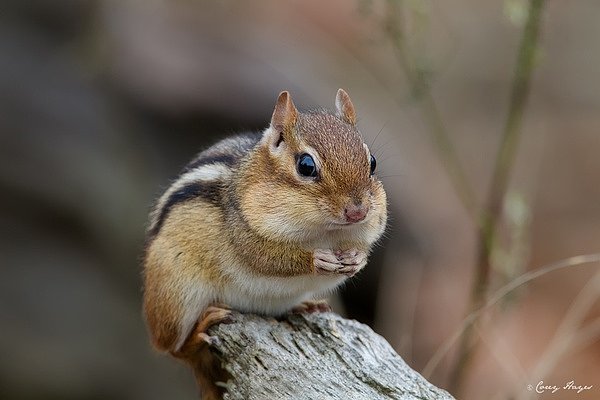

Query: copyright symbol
left=527, top=385, right=533, bottom=391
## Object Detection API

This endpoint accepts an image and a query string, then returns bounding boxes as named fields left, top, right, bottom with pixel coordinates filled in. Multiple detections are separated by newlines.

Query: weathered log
left=198, top=311, right=454, bottom=400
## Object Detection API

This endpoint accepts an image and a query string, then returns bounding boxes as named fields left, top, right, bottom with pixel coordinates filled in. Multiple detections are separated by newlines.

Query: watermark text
left=527, top=380, right=593, bottom=395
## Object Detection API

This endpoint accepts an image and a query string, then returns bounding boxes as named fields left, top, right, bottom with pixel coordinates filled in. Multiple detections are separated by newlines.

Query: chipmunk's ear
left=267, top=91, right=299, bottom=150
left=335, top=88, right=357, bottom=126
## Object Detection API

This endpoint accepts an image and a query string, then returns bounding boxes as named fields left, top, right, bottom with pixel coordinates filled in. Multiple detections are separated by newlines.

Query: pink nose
left=344, top=204, right=368, bottom=223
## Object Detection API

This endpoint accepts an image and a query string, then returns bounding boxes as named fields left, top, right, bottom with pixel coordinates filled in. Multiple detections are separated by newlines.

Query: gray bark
left=206, top=311, right=454, bottom=400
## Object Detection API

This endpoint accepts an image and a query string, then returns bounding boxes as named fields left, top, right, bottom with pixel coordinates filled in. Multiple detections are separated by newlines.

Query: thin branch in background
left=422, top=253, right=600, bottom=379
left=381, top=0, right=554, bottom=394
left=384, top=0, right=478, bottom=219
left=475, top=314, right=528, bottom=389
left=570, top=316, right=600, bottom=352
left=515, top=270, right=600, bottom=400
left=448, top=0, right=546, bottom=393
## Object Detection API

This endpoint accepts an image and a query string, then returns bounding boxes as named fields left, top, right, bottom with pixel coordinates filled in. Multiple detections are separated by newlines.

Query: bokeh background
left=2, top=1, right=599, bottom=399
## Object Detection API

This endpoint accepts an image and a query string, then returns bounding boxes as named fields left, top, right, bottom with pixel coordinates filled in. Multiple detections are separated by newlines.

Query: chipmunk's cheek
left=368, top=186, right=388, bottom=232
left=315, top=198, right=342, bottom=224
left=264, top=194, right=327, bottom=234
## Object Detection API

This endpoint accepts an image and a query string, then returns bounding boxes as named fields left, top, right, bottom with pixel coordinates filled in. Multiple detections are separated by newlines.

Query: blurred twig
left=381, top=0, right=546, bottom=393
left=382, top=0, right=546, bottom=390
left=516, top=271, right=600, bottom=400
left=422, top=253, right=600, bottom=379
left=448, top=0, right=546, bottom=392
left=384, top=0, right=478, bottom=218
left=476, top=316, right=528, bottom=388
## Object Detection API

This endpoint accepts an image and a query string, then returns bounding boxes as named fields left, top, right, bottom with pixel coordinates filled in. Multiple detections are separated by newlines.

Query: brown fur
left=142, top=89, right=388, bottom=396
left=144, top=202, right=230, bottom=351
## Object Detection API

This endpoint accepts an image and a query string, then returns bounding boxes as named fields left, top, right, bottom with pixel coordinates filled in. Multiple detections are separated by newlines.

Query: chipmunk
left=143, top=89, right=387, bottom=365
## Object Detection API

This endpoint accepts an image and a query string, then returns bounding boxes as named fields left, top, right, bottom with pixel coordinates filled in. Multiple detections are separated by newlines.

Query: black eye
left=297, top=153, right=318, bottom=178
left=370, top=154, right=377, bottom=175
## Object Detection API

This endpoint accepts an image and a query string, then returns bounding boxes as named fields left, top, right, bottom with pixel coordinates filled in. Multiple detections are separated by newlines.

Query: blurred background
left=1, top=0, right=599, bottom=399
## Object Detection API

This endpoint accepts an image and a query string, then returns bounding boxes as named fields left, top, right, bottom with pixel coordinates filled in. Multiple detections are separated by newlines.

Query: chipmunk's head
left=239, top=89, right=387, bottom=242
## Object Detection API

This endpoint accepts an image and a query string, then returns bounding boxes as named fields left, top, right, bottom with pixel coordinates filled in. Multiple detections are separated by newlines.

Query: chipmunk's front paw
left=313, top=249, right=367, bottom=277
left=313, top=249, right=342, bottom=274
left=335, top=249, right=368, bottom=277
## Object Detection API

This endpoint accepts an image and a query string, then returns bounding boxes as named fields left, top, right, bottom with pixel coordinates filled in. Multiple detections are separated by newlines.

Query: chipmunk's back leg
left=143, top=238, right=217, bottom=353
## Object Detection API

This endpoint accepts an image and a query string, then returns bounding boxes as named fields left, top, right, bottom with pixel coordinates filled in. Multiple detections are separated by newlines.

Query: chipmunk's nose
left=344, top=202, right=368, bottom=223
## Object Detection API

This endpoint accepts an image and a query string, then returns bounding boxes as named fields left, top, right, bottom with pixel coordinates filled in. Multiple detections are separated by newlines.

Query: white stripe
left=151, top=162, right=232, bottom=229
left=182, top=163, right=231, bottom=181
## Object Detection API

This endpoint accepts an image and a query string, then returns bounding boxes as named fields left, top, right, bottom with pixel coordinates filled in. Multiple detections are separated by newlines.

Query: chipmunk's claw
left=197, top=305, right=233, bottom=333
left=292, top=299, right=331, bottom=314
left=174, top=304, right=232, bottom=359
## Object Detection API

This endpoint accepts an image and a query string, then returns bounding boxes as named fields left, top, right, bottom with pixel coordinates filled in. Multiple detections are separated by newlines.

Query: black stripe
left=148, top=181, right=222, bottom=238
left=183, top=154, right=237, bottom=173
left=182, top=133, right=262, bottom=173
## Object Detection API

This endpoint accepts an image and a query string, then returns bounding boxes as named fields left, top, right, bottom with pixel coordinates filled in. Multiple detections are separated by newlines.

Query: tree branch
left=197, top=311, right=454, bottom=400
left=449, top=0, right=547, bottom=392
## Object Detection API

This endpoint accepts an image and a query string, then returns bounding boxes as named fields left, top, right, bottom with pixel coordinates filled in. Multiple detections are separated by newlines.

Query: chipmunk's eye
left=370, top=154, right=377, bottom=175
left=297, top=153, right=318, bottom=178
